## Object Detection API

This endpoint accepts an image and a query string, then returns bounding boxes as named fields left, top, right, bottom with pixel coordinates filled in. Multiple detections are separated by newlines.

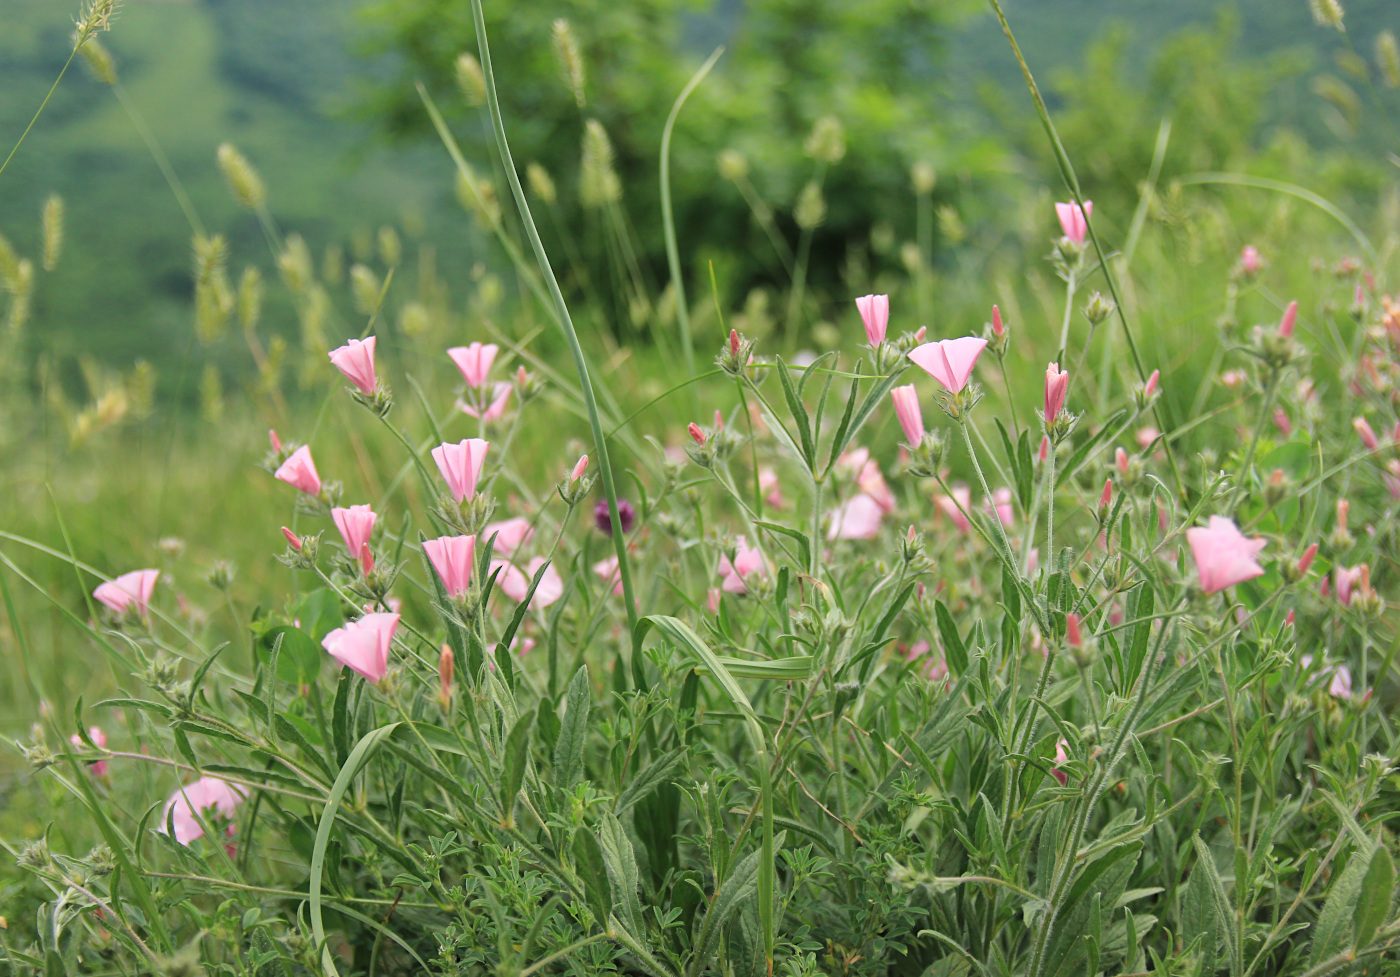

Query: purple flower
left=595, top=498, right=635, bottom=536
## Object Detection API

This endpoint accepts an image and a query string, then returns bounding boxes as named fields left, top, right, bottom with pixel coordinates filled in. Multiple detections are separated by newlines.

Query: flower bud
left=282, top=527, right=302, bottom=551
left=1082, top=291, right=1115, bottom=325
left=438, top=645, right=454, bottom=710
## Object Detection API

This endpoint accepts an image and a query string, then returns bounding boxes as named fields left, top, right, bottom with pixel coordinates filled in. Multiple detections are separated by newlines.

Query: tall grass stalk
left=467, top=0, right=641, bottom=645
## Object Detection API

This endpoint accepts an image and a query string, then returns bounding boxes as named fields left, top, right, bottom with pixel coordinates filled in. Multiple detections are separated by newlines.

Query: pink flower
left=891, top=384, right=924, bottom=446
left=1278, top=300, right=1298, bottom=339
left=71, top=726, right=107, bottom=778
left=1044, top=362, right=1069, bottom=424
left=827, top=493, right=885, bottom=540
left=332, top=504, right=377, bottom=560
left=905, top=641, right=948, bottom=682
left=909, top=337, right=988, bottom=393
left=707, top=588, right=721, bottom=614
left=1240, top=245, right=1262, bottom=275
left=1335, top=565, right=1365, bottom=607
left=1186, top=516, right=1267, bottom=593
left=497, top=557, right=563, bottom=607
left=593, top=556, right=624, bottom=596
left=321, top=612, right=400, bottom=684
left=1136, top=426, right=1160, bottom=450
left=328, top=336, right=378, bottom=395
left=1354, top=416, right=1379, bottom=451
left=160, top=776, right=247, bottom=845
left=935, top=486, right=972, bottom=532
left=486, top=517, right=534, bottom=554
left=1051, top=738, right=1070, bottom=786
left=758, top=468, right=783, bottom=508
left=1055, top=200, right=1093, bottom=244
left=432, top=439, right=489, bottom=502
left=424, top=535, right=477, bottom=598
left=718, top=537, right=766, bottom=594
left=855, top=294, right=889, bottom=346
left=447, top=342, right=499, bottom=388
left=1329, top=664, right=1353, bottom=700
left=461, top=382, right=512, bottom=422
left=94, top=569, right=160, bottom=618
left=274, top=445, right=322, bottom=495
left=989, top=487, right=1014, bottom=527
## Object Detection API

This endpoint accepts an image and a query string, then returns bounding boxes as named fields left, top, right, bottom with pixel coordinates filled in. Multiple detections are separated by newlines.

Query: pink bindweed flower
left=1144, top=369, right=1160, bottom=398
left=321, top=613, right=399, bottom=683
left=593, top=556, right=624, bottom=596
left=332, top=505, right=377, bottom=561
left=827, top=494, right=885, bottom=540
left=432, top=439, right=489, bottom=502
left=1186, top=516, right=1267, bottom=593
left=855, top=294, right=889, bottom=346
left=1329, top=664, right=1353, bottom=700
left=1335, top=565, right=1365, bottom=607
left=274, top=445, right=322, bottom=495
left=282, top=527, right=303, bottom=551
left=447, top=342, right=499, bottom=388
left=160, top=776, right=247, bottom=846
left=424, top=535, right=476, bottom=599
left=891, top=385, right=924, bottom=446
left=1354, top=416, right=1379, bottom=451
left=497, top=557, right=564, bottom=607
left=71, top=726, right=108, bottom=778
left=1051, top=738, right=1070, bottom=786
left=935, top=485, right=973, bottom=532
left=989, top=488, right=1014, bottom=527
left=486, top=517, right=534, bottom=554
left=1278, top=301, right=1298, bottom=339
left=719, top=537, right=766, bottom=594
left=1240, top=245, right=1262, bottom=275
left=94, top=569, right=160, bottom=618
left=991, top=305, right=1004, bottom=337
left=1044, top=362, right=1069, bottom=424
left=759, top=468, right=783, bottom=508
left=909, top=337, right=988, bottom=393
left=1055, top=200, right=1092, bottom=244
left=461, top=382, right=512, bottom=422
left=328, top=336, right=378, bottom=395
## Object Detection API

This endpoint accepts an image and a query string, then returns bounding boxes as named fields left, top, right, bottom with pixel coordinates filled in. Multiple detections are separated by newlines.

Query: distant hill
left=0, top=0, right=1394, bottom=396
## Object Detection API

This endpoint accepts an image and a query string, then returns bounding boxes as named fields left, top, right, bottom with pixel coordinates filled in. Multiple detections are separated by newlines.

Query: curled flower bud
left=688, top=422, right=706, bottom=445
left=1354, top=416, right=1379, bottom=451
left=1278, top=300, right=1298, bottom=339
left=571, top=455, right=589, bottom=480
left=281, top=527, right=302, bottom=551
left=1099, top=478, right=1113, bottom=512
left=991, top=305, right=1004, bottom=337
left=1144, top=369, right=1159, bottom=398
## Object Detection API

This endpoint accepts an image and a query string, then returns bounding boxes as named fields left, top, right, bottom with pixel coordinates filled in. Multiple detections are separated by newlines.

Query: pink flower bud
left=1055, top=200, right=1093, bottom=244
left=438, top=644, right=454, bottom=707
left=1065, top=613, right=1083, bottom=648
left=913, top=326, right=927, bottom=343
left=890, top=384, right=924, bottom=447
left=1115, top=447, right=1129, bottom=474
left=1044, top=362, right=1069, bottom=424
left=274, top=445, right=322, bottom=496
left=359, top=544, right=375, bottom=577
left=729, top=328, right=741, bottom=356
left=1144, top=369, right=1159, bottom=398
left=1297, top=543, right=1318, bottom=575
left=1336, top=498, right=1349, bottom=533
left=571, top=455, right=589, bottom=480
left=1277, top=300, right=1298, bottom=339
left=1240, top=245, right=1261, bottom=275
left=855, top=294, right=889, bottom=347
left=269, top=429, right=283, bottom=453
left=1100, top=478, right=1113, bottom=511
left=1354, top=416, right=1379, bottom=451
left=447, top=342, right=499, bottom=389
left=1273, top=408, right=1292, bottom=437
left=1038, top=436, right=1050, bottom=463
left=1285, top=609, right=1295, bottom=627
left=281, top=527, right=302, bottom=551
left=688, top=422, right=705, bottom=445
left=714, top=409, right=724, bottom=429
left=991, top=304, right=1004, bottom=337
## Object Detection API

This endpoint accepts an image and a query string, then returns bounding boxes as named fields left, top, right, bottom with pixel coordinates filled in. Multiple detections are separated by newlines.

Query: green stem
left=660, top=48, right=723, bottom=380
left=0, top=47, right=79, bottom=183
left=467, top=0, right=641, bottom=656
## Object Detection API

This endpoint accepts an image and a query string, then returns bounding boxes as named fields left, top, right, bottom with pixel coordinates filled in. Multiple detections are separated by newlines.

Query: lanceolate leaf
left=1352, top=843, right=1394, bottom=950
left=1311, top=842, right=1375, bottom=966
left=571, top=825, right=612, bottom=930
left=554, top=666, right=591, bottom=788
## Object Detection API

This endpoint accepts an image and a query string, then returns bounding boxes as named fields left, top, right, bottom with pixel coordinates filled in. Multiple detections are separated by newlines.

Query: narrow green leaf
left=554, top=666, right=591, bottom=788
left=599, top=812, right=644, bottom=934
left=775, top=357, right=815, bottom=467
left=936, top=600, right=968, bottom=675
left=500, top=707, right=534, bottom=823
left=572, top=825, right=613, bottom=929
left=1352, top=844, right=1394, bottom=949
left=1311, top=843, right=1375, bottom=966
